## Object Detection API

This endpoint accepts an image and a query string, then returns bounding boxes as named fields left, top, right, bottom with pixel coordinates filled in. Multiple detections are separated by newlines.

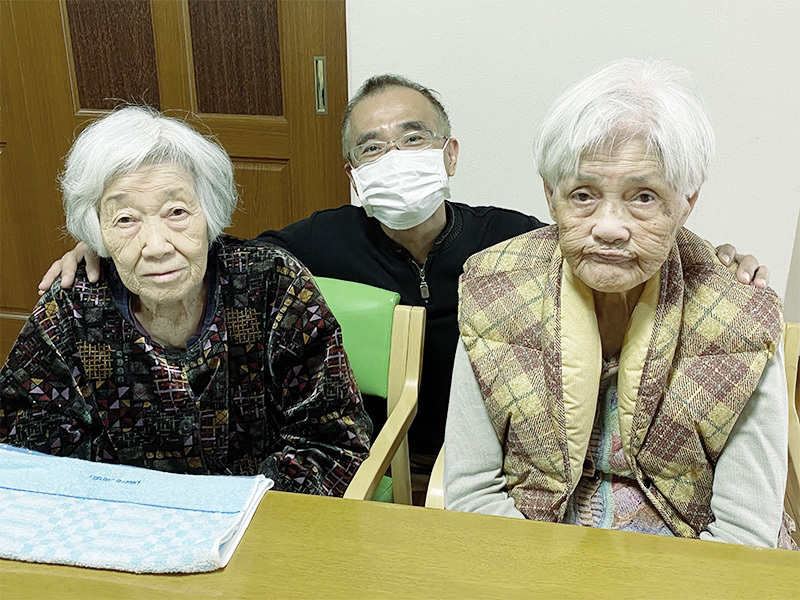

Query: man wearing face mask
left=38, top=74, right=770, bottom=490
left=263, top=76, right=548, bottom=478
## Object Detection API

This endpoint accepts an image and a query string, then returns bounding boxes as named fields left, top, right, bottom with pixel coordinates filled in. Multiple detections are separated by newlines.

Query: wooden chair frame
left=344, top=305, right=426, bottom=504
left=424, top=444, right=445, bottom=509
left=783, top=321, right=800, bottom=544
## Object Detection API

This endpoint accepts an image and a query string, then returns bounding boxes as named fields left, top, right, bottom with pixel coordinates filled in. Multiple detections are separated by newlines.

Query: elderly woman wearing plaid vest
left=444, top=59, right=795, bottom=549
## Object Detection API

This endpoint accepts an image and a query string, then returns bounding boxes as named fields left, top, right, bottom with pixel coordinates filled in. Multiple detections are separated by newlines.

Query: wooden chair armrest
left=424, top=445, right=445, bottom=508
left=344, top=382, right=418, bottom=501
left=786, top=417, right=800, bottom=527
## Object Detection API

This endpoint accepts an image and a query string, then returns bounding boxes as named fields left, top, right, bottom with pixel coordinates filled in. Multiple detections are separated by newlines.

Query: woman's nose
left=591, top=202, right=631, bottom=245
left=140, top=223, right=174, bottom=259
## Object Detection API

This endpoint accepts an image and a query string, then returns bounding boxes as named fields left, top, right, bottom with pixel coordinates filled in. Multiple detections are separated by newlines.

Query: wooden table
left=1, top=491, right=798, bottom=599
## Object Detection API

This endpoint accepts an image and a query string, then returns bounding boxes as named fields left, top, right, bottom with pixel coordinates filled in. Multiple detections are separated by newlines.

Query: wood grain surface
left=2, top=491, right=798, bottom=600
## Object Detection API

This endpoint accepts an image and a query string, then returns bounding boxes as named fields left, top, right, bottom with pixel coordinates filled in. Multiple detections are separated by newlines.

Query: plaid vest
left=459, top=226, right=782, bottom=537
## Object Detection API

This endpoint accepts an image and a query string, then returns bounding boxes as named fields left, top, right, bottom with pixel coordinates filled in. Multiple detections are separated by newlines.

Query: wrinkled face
left=545, top=138, right=697, bottom=293
left=99, top=164, right=208, bottom=305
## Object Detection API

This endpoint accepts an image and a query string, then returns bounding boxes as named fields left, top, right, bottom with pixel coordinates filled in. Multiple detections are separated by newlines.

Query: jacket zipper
left=416, top=259, right=430, bottom=301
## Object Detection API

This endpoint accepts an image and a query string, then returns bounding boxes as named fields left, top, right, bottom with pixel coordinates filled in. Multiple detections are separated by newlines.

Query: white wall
left=346, top=0, right=800, bottom=310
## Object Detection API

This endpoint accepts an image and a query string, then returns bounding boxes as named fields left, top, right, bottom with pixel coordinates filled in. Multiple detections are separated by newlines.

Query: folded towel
left=0, top=444, right=272, bottom=573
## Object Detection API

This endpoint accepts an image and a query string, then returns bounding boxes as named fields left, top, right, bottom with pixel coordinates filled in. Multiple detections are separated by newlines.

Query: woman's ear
left=543, top=180, right=558, bottom=221
left=680, top=189, right=700, bottom=226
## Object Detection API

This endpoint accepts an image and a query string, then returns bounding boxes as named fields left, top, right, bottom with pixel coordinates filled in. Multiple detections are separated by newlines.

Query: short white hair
left=61, top=106, right=238, bottom=257
left=534, top=59, right=715, bottom=199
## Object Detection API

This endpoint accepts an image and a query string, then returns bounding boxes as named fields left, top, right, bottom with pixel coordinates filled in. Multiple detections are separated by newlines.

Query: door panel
left=187, top=0, right=283, bottom=116
left=65, top=0, right=161, bottom=110
left=0, top=0, right=350, bottom=361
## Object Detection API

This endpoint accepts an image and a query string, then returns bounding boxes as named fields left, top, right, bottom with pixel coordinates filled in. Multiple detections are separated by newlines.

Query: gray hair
left=61, top=106, right=238, bottom=257
left=341, top=74, right=452, bottom=158
left=534, top=59, right=715, bottom=198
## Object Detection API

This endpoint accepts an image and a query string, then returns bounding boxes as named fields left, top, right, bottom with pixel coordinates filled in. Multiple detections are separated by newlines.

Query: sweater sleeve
left=257, top=264, right=372, bottom=496
left=0, top=286, right=98, bottom=460
left=444, top=340, right=525, bottom=518
left=256, top=216, right=312, bottom=261
left=699, top=343, right=788, bottom=547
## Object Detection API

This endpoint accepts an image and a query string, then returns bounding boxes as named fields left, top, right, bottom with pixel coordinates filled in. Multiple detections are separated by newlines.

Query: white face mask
left=350, top=145, right=451, bottom=230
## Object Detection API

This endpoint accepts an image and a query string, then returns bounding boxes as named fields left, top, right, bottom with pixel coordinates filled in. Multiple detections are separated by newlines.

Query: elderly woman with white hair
left=0, top=107, right=371, bottom=496
left=444, top=59, right=795, bottom=548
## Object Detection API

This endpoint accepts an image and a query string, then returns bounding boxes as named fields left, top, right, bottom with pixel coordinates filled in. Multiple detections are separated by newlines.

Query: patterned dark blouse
left=0, top=236, right=372, bottom=496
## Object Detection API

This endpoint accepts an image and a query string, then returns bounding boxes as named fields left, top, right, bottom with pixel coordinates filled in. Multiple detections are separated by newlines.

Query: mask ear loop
left=439, top=141, right=452, bottom=193
left=439, top=137, right=451, bottom=157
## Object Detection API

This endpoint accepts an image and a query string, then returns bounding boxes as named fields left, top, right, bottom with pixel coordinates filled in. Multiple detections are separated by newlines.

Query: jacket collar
left=367, top=201, right=463, bottom=262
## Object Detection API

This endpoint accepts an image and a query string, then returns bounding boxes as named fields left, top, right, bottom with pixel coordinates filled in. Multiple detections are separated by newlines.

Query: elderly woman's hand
left=716, top=244, right=770, bottom=288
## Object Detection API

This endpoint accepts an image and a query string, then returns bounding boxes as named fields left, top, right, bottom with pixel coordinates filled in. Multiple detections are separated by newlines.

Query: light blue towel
left=0, top=444, right=273, bottom=573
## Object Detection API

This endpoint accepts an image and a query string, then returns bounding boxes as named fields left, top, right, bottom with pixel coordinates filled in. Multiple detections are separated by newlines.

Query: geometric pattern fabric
left=1, top=236, right=371, bottom=496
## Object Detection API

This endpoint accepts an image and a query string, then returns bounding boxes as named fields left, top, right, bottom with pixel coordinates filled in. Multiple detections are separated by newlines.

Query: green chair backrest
left=315, top=277, right=400, bottom=398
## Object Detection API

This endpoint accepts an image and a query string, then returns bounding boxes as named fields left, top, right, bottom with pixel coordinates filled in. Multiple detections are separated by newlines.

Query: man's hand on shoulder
left=716, top=244, right=770, bottom=289
left=38, top=242, right=100, bottom=295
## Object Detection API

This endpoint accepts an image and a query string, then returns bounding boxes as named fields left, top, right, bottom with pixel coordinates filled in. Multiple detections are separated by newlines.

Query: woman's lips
left=142, top=268, right=184, bottom=282
left=590, top=252, right=633, bottom=264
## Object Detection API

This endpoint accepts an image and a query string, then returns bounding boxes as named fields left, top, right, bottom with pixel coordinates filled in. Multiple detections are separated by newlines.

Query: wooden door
left=0, top=0, right=350, bottom=360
